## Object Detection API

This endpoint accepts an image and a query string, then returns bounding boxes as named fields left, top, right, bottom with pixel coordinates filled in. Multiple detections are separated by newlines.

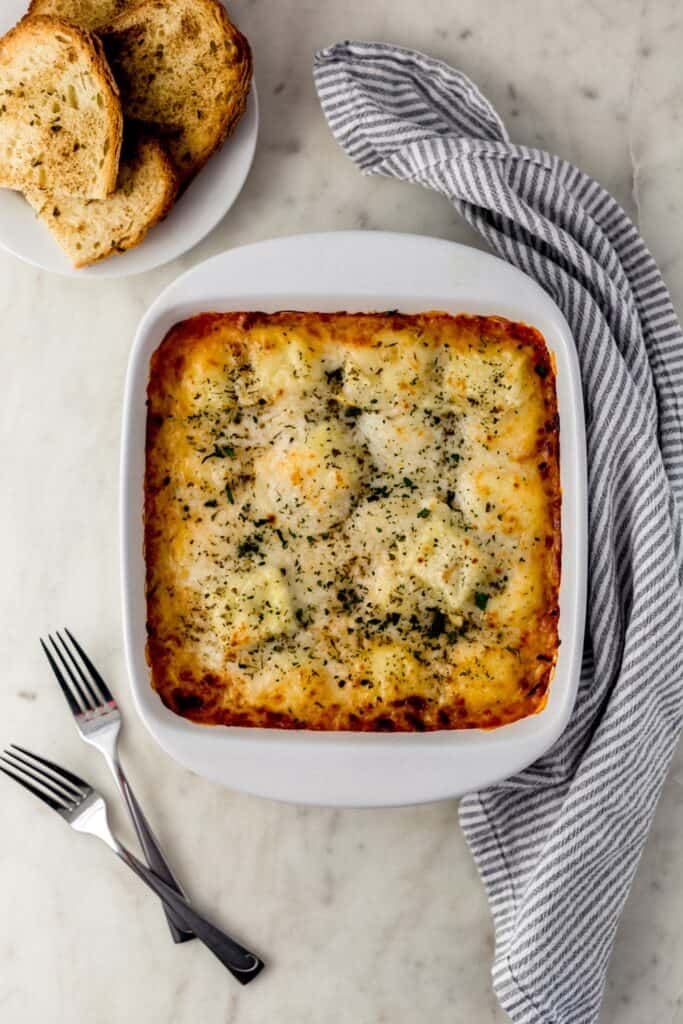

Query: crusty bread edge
left=85, top=20, right=124, bottom=194
left=101, top=0, right=253, bottom=186
left=25, top=0, right=121, bottom=29
left=182, top=1, right=253, bottom=182
left=26, top=136, right=179, bottom=268
left=1, top=14, right=123, bottom=197
left=76, top=139, right=178, bottom=268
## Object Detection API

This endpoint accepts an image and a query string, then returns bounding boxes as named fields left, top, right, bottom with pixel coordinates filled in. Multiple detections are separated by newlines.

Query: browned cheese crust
left=145, top=312, right=561, bottom=731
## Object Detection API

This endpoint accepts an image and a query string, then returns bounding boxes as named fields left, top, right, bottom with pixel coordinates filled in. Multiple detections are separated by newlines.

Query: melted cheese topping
left=145, top=312, right=561, bottom=731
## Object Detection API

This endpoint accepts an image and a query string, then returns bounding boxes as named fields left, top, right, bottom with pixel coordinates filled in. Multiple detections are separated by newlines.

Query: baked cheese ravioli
left=145, top=312, right=561, bottom=731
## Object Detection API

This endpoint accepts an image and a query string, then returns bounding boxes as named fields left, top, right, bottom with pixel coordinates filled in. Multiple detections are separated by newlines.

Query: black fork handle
left=117, top=767, right=195, bottom=944
left=117, top=845, right=265, bottom=985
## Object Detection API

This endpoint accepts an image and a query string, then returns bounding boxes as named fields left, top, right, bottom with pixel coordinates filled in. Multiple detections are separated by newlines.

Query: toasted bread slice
left=0, top=16, right=122, bottom=198
left=26, top=0, right=131, bottom=31
left=103, top=0, right=252, bottom=183
left=25, top=132, right=177, bottom=267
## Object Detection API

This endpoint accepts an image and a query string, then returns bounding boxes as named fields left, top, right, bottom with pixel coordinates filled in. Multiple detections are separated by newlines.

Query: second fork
left=0, top=745, right=264, bottom=984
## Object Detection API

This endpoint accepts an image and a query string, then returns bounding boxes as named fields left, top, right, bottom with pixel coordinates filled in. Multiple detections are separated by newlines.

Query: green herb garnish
left=237, top=534, right=262, bottom=558
left=201, top=443, right=235, bottom=463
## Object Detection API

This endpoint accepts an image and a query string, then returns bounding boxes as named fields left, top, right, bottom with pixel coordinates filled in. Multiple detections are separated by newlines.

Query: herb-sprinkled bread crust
left=25, top=131, right=178, bottom=267
left=0, top=15, right=122, bottom=198
left=102, top=0, right=252, bottom=184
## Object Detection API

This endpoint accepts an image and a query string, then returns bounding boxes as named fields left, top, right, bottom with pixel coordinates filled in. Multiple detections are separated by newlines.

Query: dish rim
left=120, top=230, right=587, bottom=806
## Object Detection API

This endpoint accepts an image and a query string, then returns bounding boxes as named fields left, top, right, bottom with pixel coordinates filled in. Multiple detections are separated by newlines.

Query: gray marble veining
left=1, top=1, right=682, bottom=1021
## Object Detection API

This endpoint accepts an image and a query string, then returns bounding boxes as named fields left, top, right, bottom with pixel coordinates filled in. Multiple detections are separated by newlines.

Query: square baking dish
left=121, top=231, right=587, bottom=806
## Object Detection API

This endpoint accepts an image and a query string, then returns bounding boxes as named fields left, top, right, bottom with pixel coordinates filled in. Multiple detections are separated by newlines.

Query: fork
left=40, top=629, right=193, bottom=944
left=0, top=745, right=265, bottom=984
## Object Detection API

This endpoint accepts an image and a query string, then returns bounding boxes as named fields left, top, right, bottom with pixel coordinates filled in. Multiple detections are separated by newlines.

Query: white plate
left=0, top=0, right=258, bottom=278
left=121, top=232, right=588, bottom=807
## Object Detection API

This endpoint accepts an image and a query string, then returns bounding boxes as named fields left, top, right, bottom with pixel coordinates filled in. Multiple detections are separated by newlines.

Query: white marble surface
left=1, top=1, right=682, bottom=1021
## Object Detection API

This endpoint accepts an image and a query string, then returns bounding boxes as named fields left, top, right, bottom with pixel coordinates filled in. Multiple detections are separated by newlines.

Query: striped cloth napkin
left=314, top=41, right=683, bottom=1024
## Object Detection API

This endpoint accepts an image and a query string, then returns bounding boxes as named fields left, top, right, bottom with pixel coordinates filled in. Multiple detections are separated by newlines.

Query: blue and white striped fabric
left=314, top=41, right=683, bottom=1024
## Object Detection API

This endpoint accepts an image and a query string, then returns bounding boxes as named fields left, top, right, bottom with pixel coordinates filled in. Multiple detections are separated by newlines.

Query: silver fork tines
left=1, top=746, right=265, bottom=985
left=41, top=630, right=114, bottom=717
left=40, top=629, right=194, bottom=944
left=0, top=744, right=89, bottom=813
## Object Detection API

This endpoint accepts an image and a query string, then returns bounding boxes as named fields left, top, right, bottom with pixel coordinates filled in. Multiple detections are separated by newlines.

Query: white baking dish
left=121, top=232, right=587, bottom=807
